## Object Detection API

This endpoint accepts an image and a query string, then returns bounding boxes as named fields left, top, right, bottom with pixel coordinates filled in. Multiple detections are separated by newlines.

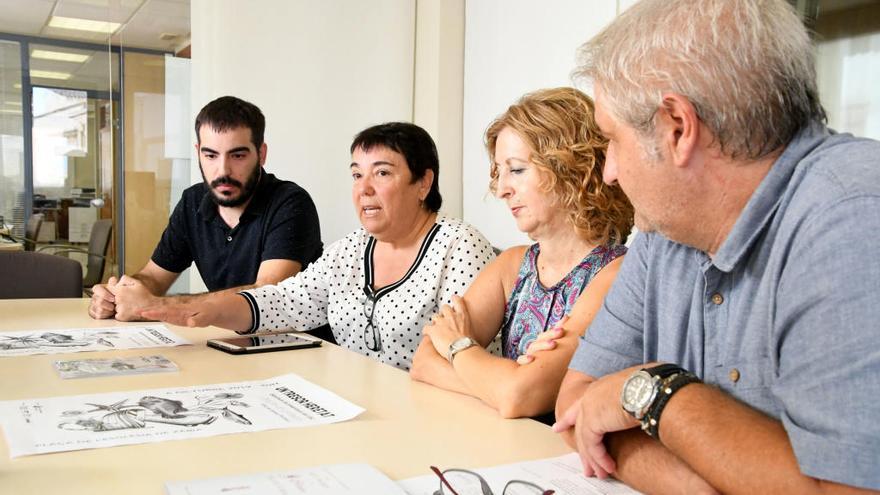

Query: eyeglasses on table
left=430, top=466, right=555, bottom=495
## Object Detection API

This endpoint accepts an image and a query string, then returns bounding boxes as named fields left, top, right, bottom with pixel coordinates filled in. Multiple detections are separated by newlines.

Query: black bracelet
left=642, top=371, right=701, bottom=440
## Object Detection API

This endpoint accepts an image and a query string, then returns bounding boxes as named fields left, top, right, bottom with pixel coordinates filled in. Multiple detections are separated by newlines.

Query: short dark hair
left=195, top=96, right=265, bottom=149
left=350, top=122, right=442, bottom=212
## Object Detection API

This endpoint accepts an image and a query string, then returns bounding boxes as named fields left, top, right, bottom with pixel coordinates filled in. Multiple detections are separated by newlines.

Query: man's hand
left=516, top=316, right=568, bottom=364
left=88, top=276, right=119, bottom=319
left=552, top=365, right=643, bottom=479
left=423, top=296, right=477, bottom=356
left=108, top=275, right=158, bottom=322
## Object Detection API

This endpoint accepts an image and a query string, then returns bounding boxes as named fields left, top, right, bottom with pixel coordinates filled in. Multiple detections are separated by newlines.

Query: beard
left=200, top=161, right=262, bottom=207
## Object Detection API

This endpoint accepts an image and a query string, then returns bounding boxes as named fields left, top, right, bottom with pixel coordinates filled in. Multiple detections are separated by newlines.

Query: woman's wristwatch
left=447, top=337, right=477, bottom=364
left=620, top=363, right=701, bottom=440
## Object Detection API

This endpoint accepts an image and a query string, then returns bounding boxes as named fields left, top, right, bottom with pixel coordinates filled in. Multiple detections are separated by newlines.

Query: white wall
left=190, top=0, right=416, bottom=291
left=189, top=0, right=638, bottom=293
left=461, top=0, right=632, bottom=249
left=191, top=0, right=415, bottom=244
left=413, top=0, right=465, bottom=217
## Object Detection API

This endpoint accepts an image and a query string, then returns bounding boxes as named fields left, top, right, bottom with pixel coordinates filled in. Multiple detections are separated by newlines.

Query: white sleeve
left=240, top=241, right=338, bottom=332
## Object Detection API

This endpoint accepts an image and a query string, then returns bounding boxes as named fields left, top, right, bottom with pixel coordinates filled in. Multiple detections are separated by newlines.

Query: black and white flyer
left=0, top=325, right=190, bottom=357
left=0, top=373, right=364, bottom=458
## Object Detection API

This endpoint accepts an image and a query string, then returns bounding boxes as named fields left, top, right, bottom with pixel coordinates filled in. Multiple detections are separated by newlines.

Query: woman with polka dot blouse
left=410, top=88, right=634, bottom=419
left=144, top=123, right=494, bottom=371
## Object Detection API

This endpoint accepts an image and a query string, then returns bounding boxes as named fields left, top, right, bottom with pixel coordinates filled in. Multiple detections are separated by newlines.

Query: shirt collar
left=711, top=121, right=830, bottom=272
left=197, top=170, right=276, bottom=223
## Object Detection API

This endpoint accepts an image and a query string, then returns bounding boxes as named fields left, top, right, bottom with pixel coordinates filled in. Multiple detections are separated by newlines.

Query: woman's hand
left=423, top=295, right=477, bottom=356
left=140, top=301, right=209, bottom=328
left=516, top=315, right=569, bottom=365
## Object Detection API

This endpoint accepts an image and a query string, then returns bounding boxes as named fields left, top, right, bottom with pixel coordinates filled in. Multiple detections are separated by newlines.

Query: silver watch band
left=447, top=337, right=477, bottom=364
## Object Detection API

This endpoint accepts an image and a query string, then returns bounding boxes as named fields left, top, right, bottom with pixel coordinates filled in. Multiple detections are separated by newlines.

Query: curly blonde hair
left=485, top=87, right=634, bottom=244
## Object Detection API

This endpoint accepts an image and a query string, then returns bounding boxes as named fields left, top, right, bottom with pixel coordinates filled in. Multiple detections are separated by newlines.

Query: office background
left=1, top=0, right=877, bottom=294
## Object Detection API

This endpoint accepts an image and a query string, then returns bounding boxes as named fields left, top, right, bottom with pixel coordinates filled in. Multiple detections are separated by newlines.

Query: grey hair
left=574, top=0, right=826, bottom=160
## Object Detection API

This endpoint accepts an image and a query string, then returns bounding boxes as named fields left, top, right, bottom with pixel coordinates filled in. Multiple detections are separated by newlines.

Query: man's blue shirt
left=570, top=122, right=880, bottom=489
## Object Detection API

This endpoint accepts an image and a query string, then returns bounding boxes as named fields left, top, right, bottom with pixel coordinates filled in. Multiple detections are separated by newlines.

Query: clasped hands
left=88, top=275, right=158, bottom=321
left=88, top=276, right=203, bottom=326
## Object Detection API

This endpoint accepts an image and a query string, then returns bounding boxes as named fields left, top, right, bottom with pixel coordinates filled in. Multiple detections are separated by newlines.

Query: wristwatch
left=621, top=363, right=700, bottom=439
left=447, top=337, right=477, bottom=364
left=641, top=371, right=701, bottom=439
left=620, top=363, right=683, bottom=420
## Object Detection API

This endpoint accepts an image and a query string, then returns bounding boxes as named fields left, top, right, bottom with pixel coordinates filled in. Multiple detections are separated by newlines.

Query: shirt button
left=711, top=293, right=724, bottom=305
left=226, top=236, right=232, bottom=242
left=728, top=368, right=740, bottom=383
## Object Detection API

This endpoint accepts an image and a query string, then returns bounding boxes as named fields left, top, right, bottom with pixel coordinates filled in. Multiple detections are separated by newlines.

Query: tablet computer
left=207, top=331, right=322, bottom=355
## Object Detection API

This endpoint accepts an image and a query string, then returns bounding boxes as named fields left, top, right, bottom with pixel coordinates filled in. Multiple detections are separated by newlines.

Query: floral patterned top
left=501, top=243, right=627, bottom=360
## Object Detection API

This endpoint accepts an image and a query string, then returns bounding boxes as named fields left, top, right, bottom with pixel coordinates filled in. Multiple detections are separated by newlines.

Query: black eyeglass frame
left=362, top=290, right=382, bottom=352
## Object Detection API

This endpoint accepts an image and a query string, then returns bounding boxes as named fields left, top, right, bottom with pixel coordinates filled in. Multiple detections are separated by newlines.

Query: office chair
left=1, top=213, right=44, bottom=251
left=39, top=219, right=113, bottom=293
left=0, top=251, right=83, bottom=299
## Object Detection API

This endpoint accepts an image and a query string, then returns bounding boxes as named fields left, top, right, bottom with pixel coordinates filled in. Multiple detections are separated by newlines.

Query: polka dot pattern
left=243, top=214, right=495, bottom=370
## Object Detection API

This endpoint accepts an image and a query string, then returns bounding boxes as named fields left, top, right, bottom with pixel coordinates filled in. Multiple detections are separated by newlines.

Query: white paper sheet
left=398, top=452, right=642, bottom=495
left=0, top=373, right=364, bottom=458
left=0, top=325, right=190, bottom=357
left=165, top=463, right=407, bottom=495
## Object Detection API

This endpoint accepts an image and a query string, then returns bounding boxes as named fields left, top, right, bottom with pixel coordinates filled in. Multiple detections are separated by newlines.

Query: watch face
left=622, top=372, right=655, bottom=415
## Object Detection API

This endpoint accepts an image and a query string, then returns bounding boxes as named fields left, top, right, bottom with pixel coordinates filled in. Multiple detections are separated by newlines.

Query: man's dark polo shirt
left=151, top=172, right=322, bottom=291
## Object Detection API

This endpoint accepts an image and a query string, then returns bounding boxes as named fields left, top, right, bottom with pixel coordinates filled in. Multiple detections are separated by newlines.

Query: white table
left=0, top=299, right=571, bottom=494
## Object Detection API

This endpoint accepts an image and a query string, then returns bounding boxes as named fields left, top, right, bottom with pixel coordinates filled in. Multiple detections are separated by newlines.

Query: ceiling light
left=48, top=15, right=121, bottom=34
left=13, top=83, right=21, bottom=89
left=0, top=109, right=23, bottom=115
left=30, top=70, right=72, bottom=80
left=4, top=101, right=22, bottom=107
left=31, top=49, right=90, bottom=63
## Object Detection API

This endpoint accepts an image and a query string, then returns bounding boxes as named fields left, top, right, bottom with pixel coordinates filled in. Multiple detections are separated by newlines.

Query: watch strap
left=641, top=371, right=701, bottom=440
left=447, top=337, right=477, bottom=364
left=644, top=363, right=684, bottom=379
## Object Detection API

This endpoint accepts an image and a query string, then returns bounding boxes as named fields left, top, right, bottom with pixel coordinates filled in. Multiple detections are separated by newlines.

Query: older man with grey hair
left=550, top=0, right=880, bottom=493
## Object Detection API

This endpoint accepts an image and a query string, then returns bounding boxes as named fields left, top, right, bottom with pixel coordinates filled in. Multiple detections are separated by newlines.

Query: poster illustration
left=0, top=373, right=364, bottom=457
left=0, top=325, right=190, bottom=357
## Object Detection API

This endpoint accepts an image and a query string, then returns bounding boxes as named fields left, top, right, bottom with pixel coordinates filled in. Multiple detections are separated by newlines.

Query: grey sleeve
left=773, top=195, right=880, bottom=490
left=569, top=233, right=649, bottom=378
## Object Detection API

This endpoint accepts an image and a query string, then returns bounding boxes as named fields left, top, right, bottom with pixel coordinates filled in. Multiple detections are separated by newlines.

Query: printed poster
left=0, top=325, right=190, bottom=357
left=0, top=373, right=364, bottom=458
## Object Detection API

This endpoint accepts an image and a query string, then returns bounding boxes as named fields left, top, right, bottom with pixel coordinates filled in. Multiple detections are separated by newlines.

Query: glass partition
left=0, top=39, right=24, bottom=236
left=29, top=44, right=118, bottom=93
left=113, top=48, right=191, bottom=290
left=0, top=2, right=189, bottom=283
left=814, top=1, right=880, bottom=140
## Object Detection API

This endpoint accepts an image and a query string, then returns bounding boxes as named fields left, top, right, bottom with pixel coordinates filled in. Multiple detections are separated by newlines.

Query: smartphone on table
left=207, top=331, right=322, bottom=354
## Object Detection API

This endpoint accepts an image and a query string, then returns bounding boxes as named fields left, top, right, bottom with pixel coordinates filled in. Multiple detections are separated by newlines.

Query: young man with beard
left=88, top=96, right=322, bottom=321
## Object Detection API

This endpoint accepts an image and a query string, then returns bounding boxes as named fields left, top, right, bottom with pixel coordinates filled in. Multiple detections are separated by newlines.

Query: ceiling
left=0, top=0, right=190, bottom=52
